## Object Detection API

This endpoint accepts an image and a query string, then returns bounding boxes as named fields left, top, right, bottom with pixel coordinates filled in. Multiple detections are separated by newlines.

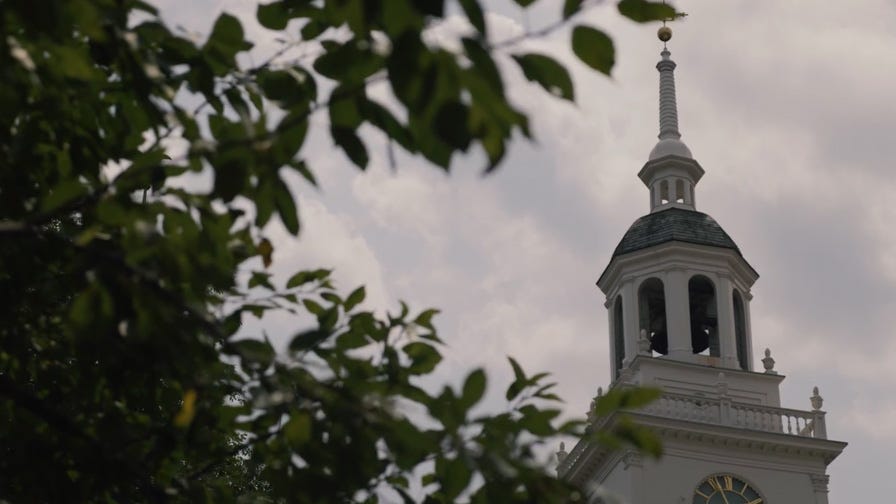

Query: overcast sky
left=157, top=0, right=895, bottom=500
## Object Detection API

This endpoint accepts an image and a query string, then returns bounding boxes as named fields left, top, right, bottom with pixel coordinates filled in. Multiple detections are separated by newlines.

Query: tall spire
left=648, top=26, right=692, bottom=161
left=639, top=23, right=703, bottom=212
left=657, top=48, right=680, bottom=140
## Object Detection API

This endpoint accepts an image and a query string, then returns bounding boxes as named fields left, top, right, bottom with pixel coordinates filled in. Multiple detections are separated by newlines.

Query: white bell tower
left=557, top=24, right=846, bottom=504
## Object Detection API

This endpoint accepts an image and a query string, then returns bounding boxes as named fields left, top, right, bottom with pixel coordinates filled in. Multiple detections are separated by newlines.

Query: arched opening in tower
left=613, top=296, right=625, bottom=377
left=688, top=275, right=719, bottom=356
left=733, top=290, right=749, bottom=370
left=638, top=278, right=668, bottom=356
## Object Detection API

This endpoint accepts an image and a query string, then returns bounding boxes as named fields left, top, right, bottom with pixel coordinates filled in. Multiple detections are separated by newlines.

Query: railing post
left=716, top=373, right=730, bottom=426
left=813, top=411, right=828, bottom=439
left=810, top=386, right=827, bottom=439
left=719, top=398, right=730, bottom=426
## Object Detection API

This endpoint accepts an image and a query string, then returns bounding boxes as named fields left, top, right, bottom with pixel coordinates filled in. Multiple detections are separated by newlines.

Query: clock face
left=692, top=474, right=763, bottom=504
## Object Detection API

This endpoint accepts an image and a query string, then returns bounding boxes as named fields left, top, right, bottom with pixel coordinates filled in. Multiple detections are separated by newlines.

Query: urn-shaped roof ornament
left=811, top=386, right=824, bottom=411
left=762, top=348, right=776, bottom=374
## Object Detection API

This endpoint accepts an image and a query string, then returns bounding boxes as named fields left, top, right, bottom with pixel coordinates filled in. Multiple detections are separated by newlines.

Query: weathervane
left=658, top=1, right=687, bottom=48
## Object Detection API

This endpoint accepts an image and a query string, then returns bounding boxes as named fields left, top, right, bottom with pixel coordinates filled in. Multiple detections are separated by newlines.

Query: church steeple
left=639, top=26, right=704, bottom=213
left=598, top=24, right=760, bottom=377
left=563, top=17, right=846, bottom=503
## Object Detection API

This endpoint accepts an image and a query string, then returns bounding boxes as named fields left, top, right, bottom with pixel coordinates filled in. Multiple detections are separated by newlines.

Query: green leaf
left=255, top=178, right=275, bottom=227
left=272, top=111, right=309, bottom=164
left=321, top=292, right=341, bottom=304
left=563, top=0, right=584, bottom=18
left=335, top=328, right=369, bottom=349
left=439, top=456, right=471, bottom=499
left=300, top=20, right=327, bottom=40
left=617, top=0, right=676, bottom=23
left=403, top=342, right=442, bottom=375
left=313, top=41, right=384, bottom=83
left=52, top=45, right=98, bottom=81
left=286, top=268, right=331, bottom=288
left=243, top=304, right=268, bottom=318
left=302, top=299, right=324, bottom=315
left=233, top=338, right=275, bottom=369
left=413, top=309, right=439, bottom=330
left=363, top=101, right=415, bottom=152
left=344, top=286, right=366, bottom=311
left=329, top=87, right=364, bottom=129
left=41, top=179, right=88, bottom=213
left=290, top=329, right=330, bottom=351
left=257, top=68, right=316, bottom=107
left=512, top=53, right=574, bottom=101
left=204, top=13, right=251, bottom=72
left=462, top=38, right=503, bottom=94
left=571, top=25, right=615, bottom=75
left=505, top=357, right=532, bottom=401
left=434, top=101, right=471, bottom=150
left=460, top=369, right=486, bottom=410
left=380, top=0, right=424, bottom=36
left=273, top=174, right=299, bottom=235
left=257, top=2, right=288, bottom=30
left=283, top=412, right=312, bottom=444
left=508, top=356, right=525, bottom=382
left=289, top=160, right=318, bottom=186
left=248, top=271, right=273, bottom=289
left=519, top=405, right=560, bottom=436
left=611, top=417, right=663, bottom=457
left=513, top=0, right=538, bottom=6
left=593, top=387, right=661, bottom=416
left=331, top=126, right=369, bottom=169
left=621, top=386, right=662, bottom=408
left=458, top=0, right=486, bottom=36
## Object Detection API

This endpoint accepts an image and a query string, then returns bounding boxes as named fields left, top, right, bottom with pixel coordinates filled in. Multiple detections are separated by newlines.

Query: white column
left=605, top=297, right=617, bottom=381
left=663, top=269, right=692, bottom=360
left=683, top=181, right=693, bottom=205
left=715, top=275, right=737, bottom=369
left=621, top=280, right=639, bottom=365
left=743, top=290, right=755, bottom=370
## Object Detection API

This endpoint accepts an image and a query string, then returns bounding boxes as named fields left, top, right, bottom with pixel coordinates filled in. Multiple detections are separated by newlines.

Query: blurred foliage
left=0, top=0, right=675, bottom=502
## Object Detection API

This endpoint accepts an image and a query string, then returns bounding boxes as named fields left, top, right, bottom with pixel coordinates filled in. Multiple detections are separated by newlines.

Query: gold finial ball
left=658, top=26, right=672, bottom=42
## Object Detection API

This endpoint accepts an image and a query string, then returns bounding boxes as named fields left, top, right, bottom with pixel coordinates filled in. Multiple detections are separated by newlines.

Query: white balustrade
left=558, top=390, right=829, bottom=478
left=631, top=391, right=826, bottom=439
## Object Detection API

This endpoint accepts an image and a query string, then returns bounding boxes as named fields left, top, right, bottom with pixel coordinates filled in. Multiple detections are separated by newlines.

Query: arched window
left=659, top=180, right=670, bottom=205
left=733, top=290, right=749, bottom=370
left=689, top=275, right=719, bottom=356
left=638, top=278, right=667, bottom=356
left=613, top=296, right=625, bottom=377
left=675, top=179, right=685, bottom=203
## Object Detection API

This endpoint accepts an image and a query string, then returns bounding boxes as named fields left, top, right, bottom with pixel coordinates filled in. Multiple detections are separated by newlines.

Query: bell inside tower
left=638, top=278, right=668, bottom=355
left=688, top=275, right=719, bottom=356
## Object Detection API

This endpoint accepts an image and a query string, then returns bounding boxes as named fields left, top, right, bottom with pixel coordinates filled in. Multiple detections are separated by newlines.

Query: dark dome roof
left=612, top=207, right=741, bottom=257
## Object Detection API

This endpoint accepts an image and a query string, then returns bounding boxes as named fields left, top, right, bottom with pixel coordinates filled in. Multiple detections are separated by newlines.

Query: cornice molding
left=597, top=241, right=758, bottom=294
left=562, top=413, right=846, bottom=488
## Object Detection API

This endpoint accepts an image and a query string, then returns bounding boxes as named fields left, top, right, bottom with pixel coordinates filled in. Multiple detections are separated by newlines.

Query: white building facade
left=556, top=28, right=846, bottom=504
